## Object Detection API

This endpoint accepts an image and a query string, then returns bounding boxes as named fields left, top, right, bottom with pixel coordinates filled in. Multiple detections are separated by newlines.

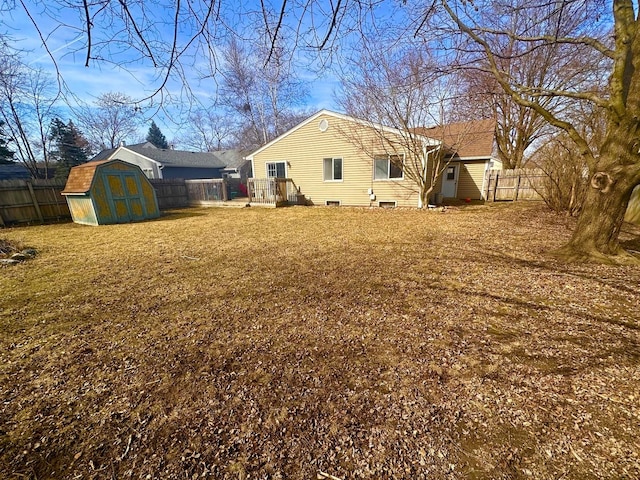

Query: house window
left=446, top=166, right=455, bottom=180
left=378, top=201, right=397, bottom=208
left=374, top=154, right=404, bottom=180
left=325, top=200, right=341, bottom=206
left=323, top=157, right=343, bottom=181
left=266, top=161, right=286, bottom=178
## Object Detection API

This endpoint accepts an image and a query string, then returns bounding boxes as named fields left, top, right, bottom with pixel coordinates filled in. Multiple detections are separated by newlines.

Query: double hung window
left=323, top=157, right=343, bottom=181
left=374, top=154, right=404, bottom=180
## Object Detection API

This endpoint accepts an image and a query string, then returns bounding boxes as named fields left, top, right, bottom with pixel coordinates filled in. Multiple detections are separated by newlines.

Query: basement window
left=325, top=200, right=341, bottom=206
left=378, top=201, right=397, bottom=208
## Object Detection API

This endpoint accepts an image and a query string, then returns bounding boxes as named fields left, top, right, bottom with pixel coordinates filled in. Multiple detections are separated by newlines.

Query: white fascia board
left=245, top=109, right=441, bottom=159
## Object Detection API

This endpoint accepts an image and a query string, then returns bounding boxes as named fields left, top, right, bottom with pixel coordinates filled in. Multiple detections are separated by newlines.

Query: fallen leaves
left=0, top=203, right=639, bottom=478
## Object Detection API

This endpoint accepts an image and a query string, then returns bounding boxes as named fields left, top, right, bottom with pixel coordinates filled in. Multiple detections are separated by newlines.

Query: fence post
left=26, top=180, right=44, bottom=223
left=513, top=173, right=522, bottom=201
left=491, top=171, right=499, bottom=202
left=222, top=178, right=228, bottom=202
left=0, top=208, right=5, bottom=227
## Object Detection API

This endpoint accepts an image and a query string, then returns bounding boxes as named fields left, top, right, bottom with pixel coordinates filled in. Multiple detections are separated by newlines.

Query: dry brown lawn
left=1, top=203, right=639, bottom=479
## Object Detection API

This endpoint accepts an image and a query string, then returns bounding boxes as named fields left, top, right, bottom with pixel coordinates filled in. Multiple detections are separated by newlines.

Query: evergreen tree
left=146, top=120, right=169, bottom=149
left=50, top=118, right=92, bottom=180
left=0, top=121, right=15, bottom=164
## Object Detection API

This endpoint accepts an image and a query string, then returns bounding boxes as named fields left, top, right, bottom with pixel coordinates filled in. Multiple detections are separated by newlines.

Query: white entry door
left=441, top=163, right=459, bottom=198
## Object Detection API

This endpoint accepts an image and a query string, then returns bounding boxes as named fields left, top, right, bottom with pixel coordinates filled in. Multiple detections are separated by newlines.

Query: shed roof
left=414, top=118, right=496, bottom=158
left=61, top=160, right=114, bottom=194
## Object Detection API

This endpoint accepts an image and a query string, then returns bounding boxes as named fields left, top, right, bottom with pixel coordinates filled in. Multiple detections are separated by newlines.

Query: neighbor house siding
left=162, top=167, right=223, bottom=180
left=252, top=113, right=419, bottom=207
left=110, top=149, right=162, bottom=179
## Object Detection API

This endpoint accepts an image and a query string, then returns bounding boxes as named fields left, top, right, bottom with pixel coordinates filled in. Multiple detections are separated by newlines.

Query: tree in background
left=146, top=121, right=169, bottom=149
left=50, top=119, right=91, bottom=180
left=219, top=37, right=309, bottom=150
left=77, top=92, right=144, bottom=151
left=0, top=120, right=14, bottom=163
left=0, top=48, right=58, bottom=178
left=180, top=108, right=233, bottom=152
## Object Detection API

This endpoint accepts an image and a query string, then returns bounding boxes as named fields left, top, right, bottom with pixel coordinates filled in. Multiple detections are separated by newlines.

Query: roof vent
left=319, top=119, right=329, bottom=132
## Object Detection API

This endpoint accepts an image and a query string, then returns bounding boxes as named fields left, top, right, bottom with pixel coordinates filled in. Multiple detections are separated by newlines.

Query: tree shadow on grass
left=153, top=210, right=208, bottom=222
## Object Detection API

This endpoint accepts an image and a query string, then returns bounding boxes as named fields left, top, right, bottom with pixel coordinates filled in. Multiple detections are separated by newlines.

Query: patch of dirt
left=0, top=203, right=639, bottom=479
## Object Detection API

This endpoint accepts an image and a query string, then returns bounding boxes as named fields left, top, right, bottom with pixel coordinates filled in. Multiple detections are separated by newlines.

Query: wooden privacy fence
left=484, top=168, right=546, bottom=202
left=0, top=179, right=69, bottom=226
left=149, top=179, right=190, bottom=209
left=1, top=176, right=301, bottom=226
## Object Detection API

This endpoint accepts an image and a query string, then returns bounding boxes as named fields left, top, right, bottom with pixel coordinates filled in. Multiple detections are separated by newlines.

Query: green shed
left=62, top=159, right=160, bottom=226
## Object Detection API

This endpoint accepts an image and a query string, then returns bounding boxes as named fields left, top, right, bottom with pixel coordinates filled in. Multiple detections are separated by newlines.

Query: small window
left=267, top=161, right=286, bottom=178
left=374, top=154, right=404, bottom=180
left=379, top=201, right=397, bottom=208
left=446, top=166, right=456, bottom=180
left=325, top=200, right=341, bottom=206
left=323, top=157, right=343, bottom=181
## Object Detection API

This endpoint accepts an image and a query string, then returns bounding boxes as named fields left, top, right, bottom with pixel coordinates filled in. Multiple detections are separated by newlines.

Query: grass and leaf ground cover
left=1, top=203, right=639, bottom=479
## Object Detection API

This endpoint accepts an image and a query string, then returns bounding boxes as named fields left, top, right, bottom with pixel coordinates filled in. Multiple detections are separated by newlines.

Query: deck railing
left=247, top=178, right=299, bottom=205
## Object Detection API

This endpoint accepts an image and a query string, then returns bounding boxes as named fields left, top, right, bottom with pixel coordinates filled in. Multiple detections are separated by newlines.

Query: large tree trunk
left=557, top=130, right=640, bottom=262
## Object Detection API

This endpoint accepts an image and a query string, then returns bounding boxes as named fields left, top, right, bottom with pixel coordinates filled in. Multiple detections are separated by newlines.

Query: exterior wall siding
left=110, top=149, right=162, bottom=178
left=457, top=162, right=488, bottom=200
left=162, top=167, right=223, bottom=180
left=252, top=113, right=420, bottom=207
left=251, top=112, right=492, bottom=205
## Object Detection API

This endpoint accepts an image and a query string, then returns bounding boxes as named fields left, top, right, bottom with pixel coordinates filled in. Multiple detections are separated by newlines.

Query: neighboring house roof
left=246, top=109, right=441, bottom=160
left=91, top=142, right=241, bottom=169
left=218, top=150, right=249, bottom=170
left=0, top=163, right=31, bottom=180
left=61, top=160, right=112, bottom=194
left=414, top=119, right=496, bottom=158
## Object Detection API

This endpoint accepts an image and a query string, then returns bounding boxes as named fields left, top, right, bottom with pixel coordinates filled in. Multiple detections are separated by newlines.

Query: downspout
left=419, top=144, right=428, bottom=209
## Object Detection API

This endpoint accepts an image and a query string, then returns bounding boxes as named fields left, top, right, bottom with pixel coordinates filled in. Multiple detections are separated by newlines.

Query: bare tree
left=76, top=92, right=144, bottom=151
left=337, top=43, right=470, bottom=208
left=434, top=0, right=635, bottom=262
left=180, top=108, right=233, bottom=151
left=0, top=50, right=58, bottom=178
left=219, top=36, right=309, bottom=150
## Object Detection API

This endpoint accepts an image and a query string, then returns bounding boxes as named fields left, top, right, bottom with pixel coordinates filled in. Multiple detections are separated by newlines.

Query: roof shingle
left=415, top=118, right=496, bottom=158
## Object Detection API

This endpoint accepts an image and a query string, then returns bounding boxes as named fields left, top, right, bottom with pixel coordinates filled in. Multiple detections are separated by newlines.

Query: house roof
left=246, top=109, right=441, bottom=160
left=217, top=150, right=249, bottom=169
left=61, top=160, right=112, bottom=194
left=91, top=142, right=242, bottom=169
left=413, top=118, right=496, bottom=158
left=0, top=163, right=31, bottom=180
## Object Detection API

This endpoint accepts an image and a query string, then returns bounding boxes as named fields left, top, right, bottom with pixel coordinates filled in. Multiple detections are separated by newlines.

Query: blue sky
left=3, top=0, right=368, bottom=143
left=5, top=1, right=345, bottom=105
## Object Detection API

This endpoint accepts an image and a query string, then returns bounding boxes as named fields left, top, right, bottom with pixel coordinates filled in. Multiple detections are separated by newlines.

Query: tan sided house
left=246, top=110, right=500, bottom=207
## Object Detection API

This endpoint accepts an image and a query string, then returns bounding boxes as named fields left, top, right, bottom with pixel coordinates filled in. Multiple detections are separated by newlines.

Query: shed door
left=107, top=173, right=145, bottom=222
